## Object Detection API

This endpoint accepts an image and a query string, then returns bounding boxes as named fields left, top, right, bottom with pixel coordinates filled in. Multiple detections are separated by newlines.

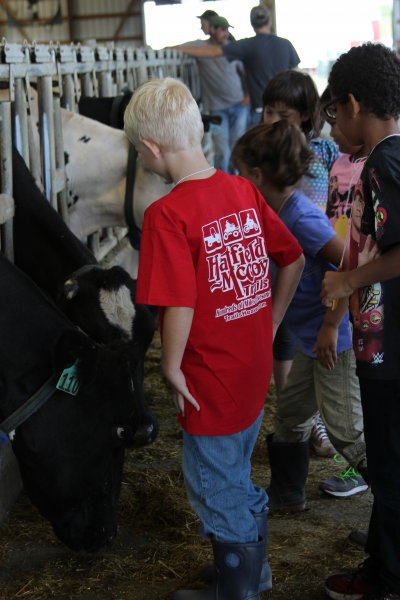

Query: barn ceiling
left=0, top=0, right=144, bottom=45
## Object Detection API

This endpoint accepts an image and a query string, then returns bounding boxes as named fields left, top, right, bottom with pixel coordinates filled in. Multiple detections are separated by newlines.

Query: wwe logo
left=372, top=352, right=384, bottom=365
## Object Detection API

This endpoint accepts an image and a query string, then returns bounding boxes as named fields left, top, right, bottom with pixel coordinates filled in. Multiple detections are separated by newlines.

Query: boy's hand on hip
left=164, top=368, right=200, bottom=415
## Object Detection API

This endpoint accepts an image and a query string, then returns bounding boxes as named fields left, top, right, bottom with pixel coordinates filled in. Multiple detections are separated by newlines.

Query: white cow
left=61, top=108, right=215, bottom=244
left=61, top=109, right=173, bottom=241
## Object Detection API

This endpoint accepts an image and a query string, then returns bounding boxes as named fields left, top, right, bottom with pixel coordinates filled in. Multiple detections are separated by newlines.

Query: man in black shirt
left=177, top=5, right=300, bottom=127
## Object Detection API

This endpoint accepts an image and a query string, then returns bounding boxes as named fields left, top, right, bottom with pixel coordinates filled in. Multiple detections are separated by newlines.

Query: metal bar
left=53, top=97, right=69, bottom=226
left=0, top=102, right=14, bottom=260
left=13, top=77, right=29, bottom=164
left=37, top=75, right=57, bottom=208
left=61, top=73, right=76, bottom=111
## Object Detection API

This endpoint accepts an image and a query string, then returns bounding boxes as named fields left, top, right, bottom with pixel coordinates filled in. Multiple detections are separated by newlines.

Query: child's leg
left=315, top=348, right=365, bottom=469
left=274, top=349, right=317, bottom=442
left=360, top=378, right=400, bottom=594
left=181, top=411, right=266, bottom=544
left=272, top=321, right=296, bottom=393
left=267, top=350, right=317, bottom=511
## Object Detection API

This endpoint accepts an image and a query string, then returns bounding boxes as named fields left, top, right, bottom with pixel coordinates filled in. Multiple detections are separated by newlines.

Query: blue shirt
left=280, top=190, right=352, bottom=357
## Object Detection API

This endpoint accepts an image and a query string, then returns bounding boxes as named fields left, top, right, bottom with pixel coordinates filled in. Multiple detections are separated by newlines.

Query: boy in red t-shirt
left=124, top=77, right=304, bottom=600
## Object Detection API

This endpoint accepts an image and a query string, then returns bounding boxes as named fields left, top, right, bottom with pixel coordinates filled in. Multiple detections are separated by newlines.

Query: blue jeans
left=210, top=102, right=249, bottom=173
left=248, top=108, right=263, bottom=129
left=182, top=411, right=267, bottom=544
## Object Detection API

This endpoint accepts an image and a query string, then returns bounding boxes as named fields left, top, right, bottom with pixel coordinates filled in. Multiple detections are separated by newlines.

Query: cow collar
left=0, top=374, right=59, bottom=444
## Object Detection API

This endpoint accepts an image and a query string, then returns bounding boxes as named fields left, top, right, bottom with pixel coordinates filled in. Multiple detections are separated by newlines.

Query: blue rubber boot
left=172, top=537, right=264, bottom=599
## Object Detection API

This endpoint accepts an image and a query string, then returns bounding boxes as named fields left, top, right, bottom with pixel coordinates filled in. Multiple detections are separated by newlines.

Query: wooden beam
left=66, top=0, right=74, bottom=41
left=71, top=11, right=141, bottom=21
left=114, top=0, right=136, bottom=40
left=0, top=0, right=31, bottom=42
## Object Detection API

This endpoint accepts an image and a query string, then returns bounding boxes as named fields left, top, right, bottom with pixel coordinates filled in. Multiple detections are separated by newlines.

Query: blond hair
left=124, top=77, right=204, bottom=152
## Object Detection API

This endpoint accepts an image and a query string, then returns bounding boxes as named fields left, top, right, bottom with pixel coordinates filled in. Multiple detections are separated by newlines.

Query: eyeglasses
left=323, top=95, right=348, bottom=122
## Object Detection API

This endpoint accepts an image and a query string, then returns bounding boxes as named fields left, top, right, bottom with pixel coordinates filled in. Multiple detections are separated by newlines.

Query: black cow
left=0, top=148, right=159, bottom=551
left=0, top=252, right=141, bottom=552
left=78, top=91, right=222, bottom=132
left=11, top=147, right=158, bottom=449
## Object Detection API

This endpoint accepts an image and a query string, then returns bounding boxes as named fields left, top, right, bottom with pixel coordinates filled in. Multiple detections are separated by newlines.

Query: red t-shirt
left=136, top=170, right=302, bottom=435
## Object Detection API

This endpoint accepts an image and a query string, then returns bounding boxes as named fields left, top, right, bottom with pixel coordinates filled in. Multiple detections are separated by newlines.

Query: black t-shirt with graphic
left=353, top=134, right=400, bottom=379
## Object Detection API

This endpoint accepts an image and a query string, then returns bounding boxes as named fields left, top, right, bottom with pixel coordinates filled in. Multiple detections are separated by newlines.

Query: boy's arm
left=313, top=298, right=349, bottom=370
left=272, top=254, right=305, bottom=339
left=313, top=234, right=348, bottom=369
left=321, top=234, right=396, bottom=305
left=161, top=306, right=200, bottom=415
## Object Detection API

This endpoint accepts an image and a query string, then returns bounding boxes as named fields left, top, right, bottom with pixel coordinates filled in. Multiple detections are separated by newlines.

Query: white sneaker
left=310, top=412, right=336, bottom=457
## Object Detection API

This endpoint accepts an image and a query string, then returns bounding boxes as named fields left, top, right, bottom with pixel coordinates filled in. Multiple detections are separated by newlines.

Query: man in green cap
left=177, top=15, right=249, bottom=173
left=176, top=5, right=300, bottom=128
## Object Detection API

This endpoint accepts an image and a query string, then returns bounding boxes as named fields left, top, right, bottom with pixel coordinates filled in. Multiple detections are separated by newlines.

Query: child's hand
left=163, top=367, right=200, bottom=416
left=321, top=271, right=354, bottom=306
left=313, top=323, right=338, bottom=370
left=358, top=234, right=380, bottom=266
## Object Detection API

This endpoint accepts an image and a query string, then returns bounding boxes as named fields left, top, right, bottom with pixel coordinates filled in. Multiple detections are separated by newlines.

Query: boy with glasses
left=321, top=42, right=400, bottom=600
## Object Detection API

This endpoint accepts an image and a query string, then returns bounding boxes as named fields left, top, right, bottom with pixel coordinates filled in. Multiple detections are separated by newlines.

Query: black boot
left=172, top=537, right=264, bottom=599
left=198, top=511, right=272, bottom=593
left=266, top=433, right=309, bottom=512
left=254, top=510, right=272, bottom=592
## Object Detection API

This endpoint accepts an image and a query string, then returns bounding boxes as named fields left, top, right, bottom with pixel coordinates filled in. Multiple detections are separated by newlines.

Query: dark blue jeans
left=361, top=378, right=400, bottom=594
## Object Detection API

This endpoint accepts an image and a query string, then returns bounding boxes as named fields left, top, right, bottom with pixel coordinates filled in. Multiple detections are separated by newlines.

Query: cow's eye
left=115, top=427, right=125, bottom=439
left=64, top=279, right=79, bottom=300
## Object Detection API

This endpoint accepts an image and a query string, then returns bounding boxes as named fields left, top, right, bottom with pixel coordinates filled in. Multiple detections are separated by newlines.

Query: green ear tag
left=56, top=361, right=81, bottom=396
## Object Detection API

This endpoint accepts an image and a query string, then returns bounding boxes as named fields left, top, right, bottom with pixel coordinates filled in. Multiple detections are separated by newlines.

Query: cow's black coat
left=1, top=149, right=159, bottom=550
left=0, top=253, right=137, bottom=551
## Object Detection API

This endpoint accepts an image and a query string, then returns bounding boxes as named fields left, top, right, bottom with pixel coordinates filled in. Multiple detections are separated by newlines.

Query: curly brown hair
left=329, top=43, right=400, bottom=119
left=232, top=120, right=314, bottom=191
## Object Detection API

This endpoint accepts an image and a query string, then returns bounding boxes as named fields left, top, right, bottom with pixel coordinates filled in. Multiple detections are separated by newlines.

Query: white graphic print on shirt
left=202, top=209, right=271, bottom=321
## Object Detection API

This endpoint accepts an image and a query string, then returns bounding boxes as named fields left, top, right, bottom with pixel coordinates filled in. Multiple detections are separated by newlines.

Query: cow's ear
left=53, top=329, right=98, bottom=382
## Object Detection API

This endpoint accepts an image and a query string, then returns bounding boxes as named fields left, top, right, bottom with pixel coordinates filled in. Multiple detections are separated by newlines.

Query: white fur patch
left=99, top=285, right=136, bottom=339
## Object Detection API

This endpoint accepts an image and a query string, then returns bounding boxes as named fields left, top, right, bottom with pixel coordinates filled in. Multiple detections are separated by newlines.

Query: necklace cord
left=174, top=166, right=214, bottom=187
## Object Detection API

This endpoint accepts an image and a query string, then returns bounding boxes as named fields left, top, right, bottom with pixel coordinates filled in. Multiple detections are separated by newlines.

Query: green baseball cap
left=209, top=16, right=234, bottom=29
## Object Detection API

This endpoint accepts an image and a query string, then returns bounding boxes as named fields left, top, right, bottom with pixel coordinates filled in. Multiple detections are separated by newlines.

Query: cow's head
left=12, top=330, right=142, bottom=552
left=58, top=264, right=158, bottom=448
